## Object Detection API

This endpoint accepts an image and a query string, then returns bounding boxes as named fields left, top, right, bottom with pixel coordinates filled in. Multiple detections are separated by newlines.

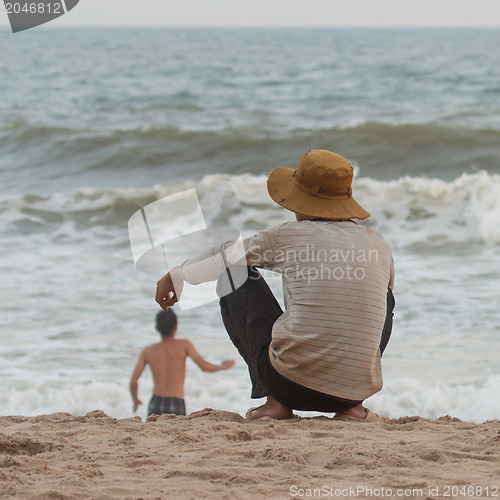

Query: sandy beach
left=1, top=409, right=499, bottom=499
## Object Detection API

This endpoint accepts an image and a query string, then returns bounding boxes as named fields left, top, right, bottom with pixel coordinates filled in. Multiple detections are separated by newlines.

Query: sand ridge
left=0, top=409, right=499, bottom=499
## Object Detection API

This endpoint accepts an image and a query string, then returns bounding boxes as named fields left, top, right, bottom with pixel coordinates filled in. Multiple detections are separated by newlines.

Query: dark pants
left=219, top=266, right=395, bottom=413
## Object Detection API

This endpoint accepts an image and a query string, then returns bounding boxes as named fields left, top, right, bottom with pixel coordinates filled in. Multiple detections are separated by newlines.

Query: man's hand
left=156, top=269, right=184, bottom=310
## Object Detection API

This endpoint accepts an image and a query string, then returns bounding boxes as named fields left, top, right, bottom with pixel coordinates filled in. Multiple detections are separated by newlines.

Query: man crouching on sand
left=130, top=309, right=234, bottom=416
left=155, top=150, right=395, bottom=421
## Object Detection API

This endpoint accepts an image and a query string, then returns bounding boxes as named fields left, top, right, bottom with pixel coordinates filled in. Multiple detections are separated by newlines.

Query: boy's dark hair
left=156, top=309, right=177, bottom=338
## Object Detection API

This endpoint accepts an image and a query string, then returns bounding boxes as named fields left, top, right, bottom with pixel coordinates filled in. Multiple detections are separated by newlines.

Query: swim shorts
left=148, top=395, right=186, bottom=416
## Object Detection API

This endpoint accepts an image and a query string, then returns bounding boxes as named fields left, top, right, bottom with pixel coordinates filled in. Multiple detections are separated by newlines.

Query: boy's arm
left=185, top=340, right=235, bottom=373
left=129, top=350, right=147, bottom=412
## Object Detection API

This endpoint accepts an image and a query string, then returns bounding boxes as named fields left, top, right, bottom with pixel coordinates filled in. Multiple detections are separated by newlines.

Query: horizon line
left=1, top=23, right=500, bottom=29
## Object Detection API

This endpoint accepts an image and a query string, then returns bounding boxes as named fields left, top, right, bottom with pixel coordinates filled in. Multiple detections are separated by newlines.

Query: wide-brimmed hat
left=267, top=149, right=370, bottom=220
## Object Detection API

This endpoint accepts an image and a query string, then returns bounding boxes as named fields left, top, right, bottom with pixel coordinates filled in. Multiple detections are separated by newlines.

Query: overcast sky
left=1, top=0, right=500, bottom=27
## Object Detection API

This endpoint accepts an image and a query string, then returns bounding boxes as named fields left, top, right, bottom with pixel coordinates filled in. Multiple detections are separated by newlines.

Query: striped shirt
left=180, top=220, right=394, bottom=401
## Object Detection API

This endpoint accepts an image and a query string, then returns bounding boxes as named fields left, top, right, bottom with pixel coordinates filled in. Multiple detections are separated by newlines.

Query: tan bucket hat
left=267, top=149, right=370, bottom=220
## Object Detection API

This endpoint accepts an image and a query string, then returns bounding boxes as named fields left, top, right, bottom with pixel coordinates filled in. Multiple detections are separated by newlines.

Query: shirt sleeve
left=179, top=224, right=282, bottom=285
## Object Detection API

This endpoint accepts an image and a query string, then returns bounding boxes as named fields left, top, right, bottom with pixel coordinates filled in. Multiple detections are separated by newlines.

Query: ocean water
left=1, top=27, right=500, bottom=423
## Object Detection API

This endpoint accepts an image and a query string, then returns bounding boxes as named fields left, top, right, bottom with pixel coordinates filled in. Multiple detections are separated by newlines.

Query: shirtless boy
left=130, top=309, right=234, bottom=416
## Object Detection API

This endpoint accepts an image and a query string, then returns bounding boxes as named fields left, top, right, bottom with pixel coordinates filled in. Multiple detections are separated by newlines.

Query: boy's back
left=142, top=338, right=188, bottom=399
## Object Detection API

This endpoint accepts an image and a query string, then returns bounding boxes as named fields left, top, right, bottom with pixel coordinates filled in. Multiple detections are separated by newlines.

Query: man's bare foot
left=335, top=403, right=369, bottom=420
left=246, top=396, right=294, bottom=420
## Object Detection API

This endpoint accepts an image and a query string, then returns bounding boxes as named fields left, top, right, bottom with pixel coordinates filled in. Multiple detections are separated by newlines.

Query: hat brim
left=267, top=166, right=370, bottom=220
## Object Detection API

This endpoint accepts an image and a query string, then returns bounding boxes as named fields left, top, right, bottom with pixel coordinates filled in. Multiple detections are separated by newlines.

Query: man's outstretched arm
left=155, top=226, right=282, bottom=311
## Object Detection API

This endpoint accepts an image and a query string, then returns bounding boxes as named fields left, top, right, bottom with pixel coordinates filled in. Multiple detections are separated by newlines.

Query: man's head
left=155, top=309, right=177, bottom=338
left=267, top=149, right=370, bottom=220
